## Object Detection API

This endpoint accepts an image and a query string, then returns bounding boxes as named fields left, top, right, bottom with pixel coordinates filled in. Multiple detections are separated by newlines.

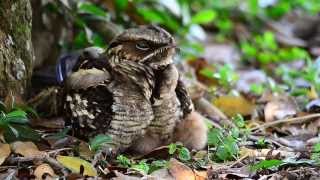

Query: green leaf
left=150, top=160, right=168, bottom=172
left=250, top=83, right=264, bottom=95
left=74, top=31, right=88, bottom=49
left=131, top=160, right=150, bottom=174
left=208, top=128, right=223, bottom=146
left=5, top=110, right=28, bottom=124
left=138, top=8, right=165, bottom=23
left=191, top=10, right=217, bottom=24
left=232, top=114, right=245, bottom=128
left=4, top=124, right=40, bottom=142
left=77, top=2, right=108, bottom=17
left=178, top=147, right=191, bottom=161
left=115, top=0, right=128, bottom=11
left=168, top=143, right=177, bottom=154
left=250, top=159, right=283, bottom=171
left=0, top=101, right=6, bottom=112
left=313, top=143, right=320, bottom=152
left=116, top=155, right=131, bottom=168
left=89, top=134, right=112, bottom=152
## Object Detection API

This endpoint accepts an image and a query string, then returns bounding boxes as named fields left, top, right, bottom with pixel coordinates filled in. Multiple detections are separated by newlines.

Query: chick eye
left=136, top=41, right=150, bottom=51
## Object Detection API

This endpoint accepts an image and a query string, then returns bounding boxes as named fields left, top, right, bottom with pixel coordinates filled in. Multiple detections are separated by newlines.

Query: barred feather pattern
left=64, top=53, right=155, bottom=152
left=149, top=94, right=181, bottom=142
left=107, top=81, right=154, bottom=150
left=147, top=64, right=182, bottom=142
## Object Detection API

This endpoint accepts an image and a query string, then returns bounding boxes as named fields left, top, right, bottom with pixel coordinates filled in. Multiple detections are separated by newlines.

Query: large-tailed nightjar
left=62, top=25, right=207, bottom=157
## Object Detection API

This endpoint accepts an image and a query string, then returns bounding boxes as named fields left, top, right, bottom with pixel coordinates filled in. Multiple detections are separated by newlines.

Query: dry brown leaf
left=11, top=141, right=45, bottom=158
left=34, top=163, right=56, bottom=180
left=213, top=95, right=255, bottom=117
left=78, top=141, right=94, bottom=160
left=0, top=143, right=11, bottom=165
left=194, top=170, right=207, bottom=180
left=168, top=158, right=196, bottom=180
left=264, top=97, right=298, bottom=122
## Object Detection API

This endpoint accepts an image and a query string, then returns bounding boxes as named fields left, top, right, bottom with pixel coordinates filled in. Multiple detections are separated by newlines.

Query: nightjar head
left=107, top=25, right=176, bottom=69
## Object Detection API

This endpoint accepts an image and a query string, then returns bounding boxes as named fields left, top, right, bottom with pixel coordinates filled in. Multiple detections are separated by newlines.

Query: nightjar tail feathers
left=173, top=111, right=208, bottom=150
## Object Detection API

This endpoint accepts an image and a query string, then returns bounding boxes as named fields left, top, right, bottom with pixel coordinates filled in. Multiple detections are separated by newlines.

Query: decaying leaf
left=168, top=158, right=195, bottom=180
left=11, top=141, right=45, bottom=158
left=79, top=141, right=94, bottom=160
left=34, top=163, right=56, bottom=180
left=213, top=95, right=255, bottom=117
left=0, top=143, right=11, bottom=165
left=56, top=155, right=97, bottom=177
left=264, top=96, right=298, bottom=122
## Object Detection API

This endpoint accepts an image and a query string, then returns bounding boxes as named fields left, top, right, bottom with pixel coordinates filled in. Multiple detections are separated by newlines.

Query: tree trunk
left=0, top=0, right=33, bottom=99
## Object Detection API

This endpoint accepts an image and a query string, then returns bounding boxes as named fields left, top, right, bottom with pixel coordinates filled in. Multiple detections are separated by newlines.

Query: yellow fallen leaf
left=11, top=141, right=45, bottom=158
left=57, top=155, right=97, bottom=177
left=0, top=143, right=11, bottom=165
left=213, top=96, right=255, bottom=117
left=34, top=163, right=56, bottom=180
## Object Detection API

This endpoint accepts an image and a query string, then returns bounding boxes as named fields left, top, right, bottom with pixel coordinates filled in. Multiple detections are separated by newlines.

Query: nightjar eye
left=136, top=41, right=150, bottom=51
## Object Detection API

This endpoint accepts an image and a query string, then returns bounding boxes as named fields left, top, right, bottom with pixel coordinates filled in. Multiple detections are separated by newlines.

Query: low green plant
left=89, top=134, right=112, bottom=152
left=200, top=64, right=238, bottom=91
left=116, top=155, right=168, bottom=174
left=241, top=31, right=310, bottom=64
left=0, top=101, right=40, bottom=142
left=168, top=143, right=191, bottom=161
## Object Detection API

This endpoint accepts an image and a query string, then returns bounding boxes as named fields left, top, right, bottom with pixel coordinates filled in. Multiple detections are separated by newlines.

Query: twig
left=250, top=113, right=320, bottom=131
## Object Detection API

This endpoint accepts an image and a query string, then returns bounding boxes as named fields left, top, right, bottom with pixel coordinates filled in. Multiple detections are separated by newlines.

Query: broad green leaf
left=178, top=147, right=191, bottom=161
left=57, top=155, right=97, bottom=176
left=250, top=159, right=283, bottom=171
left=89, top=134, right=112, bottom=152
left=191, top=10, right=217, bottom=24
left=5, top=110, right=28, bottom=124
left=78, top=2, right=107, bottom=17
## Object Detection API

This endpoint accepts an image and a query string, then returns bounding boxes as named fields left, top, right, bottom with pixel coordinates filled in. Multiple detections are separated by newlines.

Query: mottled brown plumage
left=63, top=25, right=206, bottom=157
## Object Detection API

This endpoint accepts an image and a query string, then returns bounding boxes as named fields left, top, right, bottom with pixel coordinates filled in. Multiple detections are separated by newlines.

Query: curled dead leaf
left=34, top=163, right=56, bottom=180
left=0, top=143, right=11, bottom=165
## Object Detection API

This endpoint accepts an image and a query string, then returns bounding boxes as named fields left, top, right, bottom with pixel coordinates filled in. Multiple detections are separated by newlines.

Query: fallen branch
left=251, top=113, right=320, bottom=131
